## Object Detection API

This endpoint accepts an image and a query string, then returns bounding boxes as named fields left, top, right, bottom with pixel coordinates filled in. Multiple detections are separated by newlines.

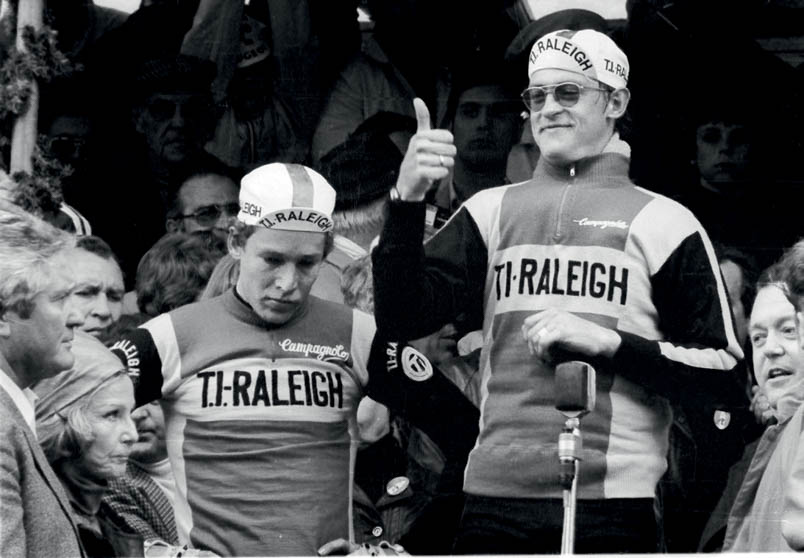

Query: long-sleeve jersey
left=372, top=150, right=745, bottom=500
left=109, top=289, right=477, bottom=556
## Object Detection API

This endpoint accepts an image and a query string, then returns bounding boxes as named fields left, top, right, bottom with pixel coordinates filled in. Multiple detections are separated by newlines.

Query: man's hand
left=395, top=98, right=456, bottom=201
left=521, top=309, right=622, bottom=362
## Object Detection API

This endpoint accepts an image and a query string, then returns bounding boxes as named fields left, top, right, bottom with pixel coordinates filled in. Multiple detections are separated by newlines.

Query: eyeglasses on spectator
left=180, top=203, right=241, bottom=227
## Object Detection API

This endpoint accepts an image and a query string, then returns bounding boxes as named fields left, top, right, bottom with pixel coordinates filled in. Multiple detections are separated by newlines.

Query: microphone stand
left=554, top=361, right=595, bottom=555
left=558, top=415, right=583, bottom=554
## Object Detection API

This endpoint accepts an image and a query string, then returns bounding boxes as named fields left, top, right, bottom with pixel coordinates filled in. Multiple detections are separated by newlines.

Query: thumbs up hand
left=395, top=98, right=457, bottom=201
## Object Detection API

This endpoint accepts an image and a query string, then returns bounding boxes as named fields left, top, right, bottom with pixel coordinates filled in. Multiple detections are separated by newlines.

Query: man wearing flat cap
left=110, top=162, right=478, bottom=556
left=0, top=203, right=86, bottom=558
left=372, top=28, right=747, bottom=552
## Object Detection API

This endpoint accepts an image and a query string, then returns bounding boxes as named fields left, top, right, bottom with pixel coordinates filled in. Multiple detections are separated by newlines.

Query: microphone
left=554, top=361, right=596, bottom=418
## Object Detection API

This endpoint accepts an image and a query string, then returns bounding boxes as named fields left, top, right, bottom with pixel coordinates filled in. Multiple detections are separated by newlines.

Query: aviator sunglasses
left=520, top=82, right=609, bottom=112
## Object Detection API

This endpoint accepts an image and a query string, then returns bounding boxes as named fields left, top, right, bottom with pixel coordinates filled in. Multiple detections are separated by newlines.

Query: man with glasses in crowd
left=88, top=54, right=223, bottom=284
left=165, top=169, right=240, bottom=241
left=372, top=28, right=746, bottom=553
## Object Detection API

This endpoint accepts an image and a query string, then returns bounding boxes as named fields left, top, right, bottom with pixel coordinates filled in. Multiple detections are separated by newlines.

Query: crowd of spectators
left=3, top=0, right=804, bottom=556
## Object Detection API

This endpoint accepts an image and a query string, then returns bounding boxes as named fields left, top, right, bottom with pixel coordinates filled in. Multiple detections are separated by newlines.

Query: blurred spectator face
left=167, top=174, right=240, bottom=239
left=130, top=401, right=167, bottom=464
left=528, top=69, right=614, bottom=166
left=134, top=92, right=212, bottom=164
left=721, top=259, right=748, bottom=345
left=453, top=85, right=521, bottom=170
left=65, top=247, right=125, bottom=337
left=696, top=121, right=753, bottom=187
left=749, top=284, right=804, bottom=408
left=80, top=375, right=137, bottom=479
left=232, top=229, right=326, bottom=325
left=47, top=115, right=91, bottom=169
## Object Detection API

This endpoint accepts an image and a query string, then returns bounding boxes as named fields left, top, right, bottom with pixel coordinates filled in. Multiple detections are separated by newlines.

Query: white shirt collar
left=0, top=367, right=38, bottom=437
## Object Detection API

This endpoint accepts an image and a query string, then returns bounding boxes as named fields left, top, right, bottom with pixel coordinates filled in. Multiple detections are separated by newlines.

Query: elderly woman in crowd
left=33, top=331, right=141, bottom=557
left=33, top=331, right=217, bottom=558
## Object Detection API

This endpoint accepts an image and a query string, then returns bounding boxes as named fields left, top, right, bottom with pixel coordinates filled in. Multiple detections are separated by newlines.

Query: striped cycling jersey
left=111, top=289, right=478, bottom=556
left=373, top=148, right=745, bottom=501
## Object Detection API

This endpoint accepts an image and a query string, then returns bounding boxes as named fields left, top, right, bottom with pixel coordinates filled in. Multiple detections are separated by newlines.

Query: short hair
left=199, top=254, right=240, bottom=300
left=0, top=202, right=75, bottom=318
left=38, top=369, right=129, bottom=464
left=75, top=235, right=124, bottom=277
left=332, top=197, right=386, bottom=239
left=777, top=239, right=804, bottom=310
left=757, top=262, right=786, bottom=291
left=165, top=157, right=240, bottom=220
left=447, top=59, right=521, bottom=124
left=228, top=220, right=335, bottom=256
left=135, top=231, right=227, bottom=316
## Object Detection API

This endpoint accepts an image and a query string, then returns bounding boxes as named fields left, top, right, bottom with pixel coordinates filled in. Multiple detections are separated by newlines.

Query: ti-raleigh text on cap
left=238, top=163, right=337, bottom=233
left=528, top=29, right=629, bottom=90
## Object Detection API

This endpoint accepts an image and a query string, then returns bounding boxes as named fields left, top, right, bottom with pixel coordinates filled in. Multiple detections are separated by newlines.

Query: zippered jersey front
left=373, top=150, right=743, bottom=503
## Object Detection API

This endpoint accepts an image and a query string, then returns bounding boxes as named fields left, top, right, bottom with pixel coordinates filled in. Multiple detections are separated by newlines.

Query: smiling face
left=528, top=69, right=618, bottom=166
left=750, top=285, right=804, bottom=407
left=231, top=227, right=326, bottom=325
left=81, top=375, right=137, bottom=480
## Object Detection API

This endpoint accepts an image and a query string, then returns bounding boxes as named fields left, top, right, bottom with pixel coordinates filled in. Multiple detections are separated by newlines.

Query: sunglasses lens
left=555, top=84, right=581, bottom=107
left=193, top=206, right=222, bottom=226
left=522, top=88, right=546, bottom=111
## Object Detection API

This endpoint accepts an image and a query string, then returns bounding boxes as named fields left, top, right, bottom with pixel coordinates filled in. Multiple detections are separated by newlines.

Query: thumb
left=413, top=97, right=431, bottom=132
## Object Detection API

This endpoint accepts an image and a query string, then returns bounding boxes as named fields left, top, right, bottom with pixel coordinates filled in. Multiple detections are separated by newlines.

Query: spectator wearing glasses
left=86, top=55, right=222, bottom=286
left=373, top=28, right=746, bottom=553
left=165, top=169, right=240, bottom=241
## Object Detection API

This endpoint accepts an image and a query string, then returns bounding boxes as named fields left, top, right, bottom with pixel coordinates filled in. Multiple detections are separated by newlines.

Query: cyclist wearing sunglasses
left=373, top=29, right=745, bottom=553
left=165, top=171, right=240, bottom=240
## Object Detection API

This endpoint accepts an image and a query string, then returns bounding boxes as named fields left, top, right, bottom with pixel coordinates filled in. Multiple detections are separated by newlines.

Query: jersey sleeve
left=109, top=314, right=180, bottom=406
left=372, top=202, right=487, bottom=340
left=364, top=335, right=479, bottom=461
left=609, top=205, right=746, bottom=408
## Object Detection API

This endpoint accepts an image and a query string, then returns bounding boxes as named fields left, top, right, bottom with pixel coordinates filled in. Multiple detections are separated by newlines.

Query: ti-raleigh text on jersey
left=112, top=338, right=363, bottom=421
left=490, top=244, right=632, bottom=317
